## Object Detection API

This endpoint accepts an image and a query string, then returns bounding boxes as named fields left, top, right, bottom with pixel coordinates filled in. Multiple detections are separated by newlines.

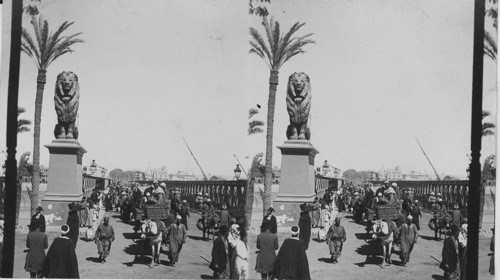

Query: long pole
left=1, top=0, right=23, bottom=277
left=182, top=137, right=208, bottom=181
left=415, top=138, right=441, bottom=181
left=467, top=0, right=485, bottom=279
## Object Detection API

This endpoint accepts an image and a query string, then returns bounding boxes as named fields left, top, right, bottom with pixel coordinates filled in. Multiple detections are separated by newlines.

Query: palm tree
left=16, top=108, right=31, bottom=226
left=21, top=16, right=83, bottom=215
left=249, top=17, right=315, bottom=212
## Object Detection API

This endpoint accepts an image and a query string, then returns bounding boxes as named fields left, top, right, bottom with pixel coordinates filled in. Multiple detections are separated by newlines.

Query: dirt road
left=10, top=205, right=494, bottom=279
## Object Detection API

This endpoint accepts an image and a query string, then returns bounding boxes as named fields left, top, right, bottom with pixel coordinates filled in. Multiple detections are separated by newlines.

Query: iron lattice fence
left=367, top=180, right=469, bottom=211
left=135, top=180, right=249, bottom=212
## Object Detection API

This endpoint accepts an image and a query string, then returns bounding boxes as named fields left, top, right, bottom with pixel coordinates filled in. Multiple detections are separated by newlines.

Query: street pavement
left=10, top=204, right=494, bottom=279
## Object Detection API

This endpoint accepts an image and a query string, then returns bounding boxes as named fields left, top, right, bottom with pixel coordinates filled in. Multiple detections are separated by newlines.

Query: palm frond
left=276, top=22, right=306, bottom=60
left=17, top=107, right=27, bottom=116
left=248, top=108, right=259, bottom=119
left=17, top=126, right=31, bottom=134
left=262, top=17, right=277, bottom=61
left=45, top=21, right=75, bottom=58
left=483, top=111, right=492, bottom=119
left=249, top=27, right=272, bottom=67
left=21, top=29, right=41, bottom=67
left=248, top=120, right=265, bottom=135
left=484, top=31, right=497, bottom=61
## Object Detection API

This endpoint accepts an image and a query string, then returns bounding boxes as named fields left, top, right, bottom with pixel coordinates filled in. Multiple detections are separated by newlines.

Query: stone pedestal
left=41, top=139, right=86, bottom=226
left=273, top=140, right=318, bottom=227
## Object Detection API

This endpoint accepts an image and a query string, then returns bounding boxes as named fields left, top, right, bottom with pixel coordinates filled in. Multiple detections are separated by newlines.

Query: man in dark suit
left=30, top=206, right=46, bottom=233
left=261, top=207, right=277, bottom=234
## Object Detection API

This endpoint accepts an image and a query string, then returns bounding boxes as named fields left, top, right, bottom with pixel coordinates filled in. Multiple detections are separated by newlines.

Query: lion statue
left=286, top=72, right=311, bottom=140
left=54, top=71, right=79, bottom=140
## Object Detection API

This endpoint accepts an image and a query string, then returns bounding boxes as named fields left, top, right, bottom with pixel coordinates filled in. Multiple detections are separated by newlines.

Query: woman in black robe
left=67, top=203, right=80, bottom=249
left=274, top=226, right=310, bottom=280
left=298, top=203, right=311, bottom=250
left=42, top=224, right=79, bottom=278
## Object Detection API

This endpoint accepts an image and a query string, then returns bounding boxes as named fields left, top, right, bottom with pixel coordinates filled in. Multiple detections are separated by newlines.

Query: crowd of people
left=12, top=179, right=494, bottom=279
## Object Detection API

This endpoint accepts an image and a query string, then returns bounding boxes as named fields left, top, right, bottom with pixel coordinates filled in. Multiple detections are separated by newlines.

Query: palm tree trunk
left=15, top=178, right=21, bottom=226
left=263, top=70, right=279, bottom=214
left=30, top=70, right=46, bottom=216
left=479, top=180, right=485, bottom=230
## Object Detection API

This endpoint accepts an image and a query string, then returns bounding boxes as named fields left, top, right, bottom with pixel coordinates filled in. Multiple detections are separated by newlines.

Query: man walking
left=399, top=215, right=418, bottom=267
left=179, top=200, right=190, bottom=230
left=42, top=225, right=79, bottom=278
left=256, top=220, right=279, bottom=280
left=410, top=200, right=422, bottom=230
left=95, top=217, right=115, bottom=263
left=167, top=215, right=187, bottom=267
left=326, top=217, right=346, bottom=264
left=274, top=226, right=310, bottom=280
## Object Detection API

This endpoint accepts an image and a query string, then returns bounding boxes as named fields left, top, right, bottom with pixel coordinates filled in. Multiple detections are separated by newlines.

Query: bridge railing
left=135, top=180, right=250, bottom=213
left=367, top=180, right=469, bottom=211
left=315, top=176, right=344, bottom=198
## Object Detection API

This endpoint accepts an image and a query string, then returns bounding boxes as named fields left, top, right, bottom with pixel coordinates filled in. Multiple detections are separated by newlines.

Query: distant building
left=169, top=171, right=197, bottom=181
left=83, top=160, right=108, bottom=178
left=315, top=161, right=341, bottom=179
left=380, top=166, right=403, bottom=181
left=402, top=171, right=430, bottom=181
left=152, top=166, right=169, bottom=181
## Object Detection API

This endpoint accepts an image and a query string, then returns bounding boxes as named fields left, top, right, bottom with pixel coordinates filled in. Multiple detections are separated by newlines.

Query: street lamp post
left=234, top=164, right=242, bottom=180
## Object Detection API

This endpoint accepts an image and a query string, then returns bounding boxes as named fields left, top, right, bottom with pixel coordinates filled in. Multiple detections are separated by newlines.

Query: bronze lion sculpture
left=286, top=72, right=311, bottom=140
left=54, top=71, right=79, bottom=140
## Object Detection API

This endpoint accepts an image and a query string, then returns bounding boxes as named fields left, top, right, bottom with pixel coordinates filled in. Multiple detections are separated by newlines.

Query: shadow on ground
left=86, top=257, right=102, bottom=263
left=188, top=235, right=212, bottom=241
left=431, top=274, right=445, bottom=280
left=420, top=235, right=439, bottom=241
left=123, top=232, right=140, bottom=240
left=354, top=233, right=372, bottom=240
left=318, top=257, right=333, bottom=263
left=354, top=242, right=382, bottom=267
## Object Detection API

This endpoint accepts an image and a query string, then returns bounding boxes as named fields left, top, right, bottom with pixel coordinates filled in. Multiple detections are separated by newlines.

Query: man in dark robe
left=66, top=203, right=80, bottom=249
left=261, top=207, right=277, bottom=234
left=410, top=200, right=422, bottom=230
left=95, top=217, right=115, bottom=263
left=30, top=206, right=46, bottom=233
left=450, top=204, right=462, bottom=228
left=326, top=217, right=346, bottom=264
left=210, top=225, right=229, bottom=279
left=298, top=204, right=311, bottom=250
left=179, top=200, right=190, bottom=230
left=220, top=204, right=230, bottom=228
left=274, top=226, right=310, bottom=280
left=440, top=225, right=461, bottom=280
left=42, top=224, right=79, bottom=278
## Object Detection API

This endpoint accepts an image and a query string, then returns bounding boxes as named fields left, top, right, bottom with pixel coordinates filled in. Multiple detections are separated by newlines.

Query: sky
left=0, top=0, right=497, bottom=180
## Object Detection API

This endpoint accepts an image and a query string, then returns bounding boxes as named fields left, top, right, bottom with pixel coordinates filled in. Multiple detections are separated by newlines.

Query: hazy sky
left=0, top=0, right=497, bottom=179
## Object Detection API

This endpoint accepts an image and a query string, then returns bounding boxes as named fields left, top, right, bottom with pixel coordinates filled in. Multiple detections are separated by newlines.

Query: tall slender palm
left=249, top=17, right=315, bottom=212
left=16, top=108, right=31, bottom=226
left=21, top=16, right=83, bottom=215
